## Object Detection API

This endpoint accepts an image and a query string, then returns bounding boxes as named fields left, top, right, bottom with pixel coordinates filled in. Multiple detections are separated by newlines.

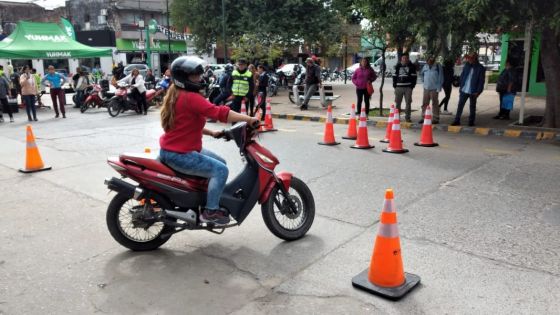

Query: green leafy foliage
left=171, top=0, right=344, bottom=53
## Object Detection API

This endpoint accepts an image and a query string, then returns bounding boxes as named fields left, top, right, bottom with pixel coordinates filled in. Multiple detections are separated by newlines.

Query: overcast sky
left=2, top=0, right=66, bottom=9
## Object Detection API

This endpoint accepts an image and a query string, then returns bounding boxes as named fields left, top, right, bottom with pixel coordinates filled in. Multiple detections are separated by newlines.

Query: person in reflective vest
left=230, top=58, right=254, bottom=113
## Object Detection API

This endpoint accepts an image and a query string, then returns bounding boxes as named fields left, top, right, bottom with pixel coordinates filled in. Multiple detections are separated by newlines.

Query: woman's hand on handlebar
left=211, top=130, right=225, bottom=139
left=247, top=117, right=260, bottom=128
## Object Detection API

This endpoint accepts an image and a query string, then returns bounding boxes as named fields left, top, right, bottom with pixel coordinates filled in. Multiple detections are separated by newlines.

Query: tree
left=230, top=34, right=283, bottom=65
left=456, top=0, right=560, bottom=128
left=170, top=0, right=341, bottom=56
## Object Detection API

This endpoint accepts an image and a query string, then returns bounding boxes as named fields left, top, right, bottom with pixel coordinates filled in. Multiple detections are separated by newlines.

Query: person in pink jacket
left=351, top=58, right=377, bottom=116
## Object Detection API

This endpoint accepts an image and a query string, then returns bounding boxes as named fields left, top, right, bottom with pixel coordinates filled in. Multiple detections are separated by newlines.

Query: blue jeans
left=454, top=92, right=478, bottom=125
left=23, top=95, right=37, bottom=120
left=159, top=148, right=228, bottom=210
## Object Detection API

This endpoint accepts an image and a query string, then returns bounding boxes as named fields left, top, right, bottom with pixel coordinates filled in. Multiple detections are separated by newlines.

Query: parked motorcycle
left=267, top=72, right=279, bottom=97
left=107, top=82, right=159, bottom=117
left=80, top=81, right=114, bottom=113
left=104, top=122, right=315, bottom=251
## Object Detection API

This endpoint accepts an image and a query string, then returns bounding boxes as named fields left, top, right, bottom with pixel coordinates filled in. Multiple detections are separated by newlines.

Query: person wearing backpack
left=494, top=60, right=516, bottom=120
left=419, top=55, right=444, bottom=124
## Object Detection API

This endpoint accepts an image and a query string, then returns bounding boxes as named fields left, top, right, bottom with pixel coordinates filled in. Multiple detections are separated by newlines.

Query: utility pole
left=221, top=0, right=227, bottom=62
left=166, top=0, right=171, bottom=56
left=344, top=36, right=348, bottom=84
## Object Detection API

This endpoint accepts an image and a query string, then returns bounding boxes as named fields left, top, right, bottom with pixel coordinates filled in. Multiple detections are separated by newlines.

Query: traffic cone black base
left=352, top=269, right=421, bottom=301
left=342, top=135, right=357, bottom=140
left=379, top=139, right=389, bottom=143
left=382, top=148, right=409, bottom=154
left=351, top=144, right=375, bottom=149
left=19, top=166, right=52, bottom=174
left=318, top=141, right=340, bottom=146
left=414, top=142, right=439, bottom=147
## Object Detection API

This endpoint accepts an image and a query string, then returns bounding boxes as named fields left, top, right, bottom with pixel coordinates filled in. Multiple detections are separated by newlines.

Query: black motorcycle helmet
left=170, top=56, right=205, bottom=92
left=224, top=64, right=233, bottom=73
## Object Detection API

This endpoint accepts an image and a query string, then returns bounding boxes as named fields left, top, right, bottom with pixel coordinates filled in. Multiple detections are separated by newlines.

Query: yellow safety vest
left=231, top=70, right=252, bottom=96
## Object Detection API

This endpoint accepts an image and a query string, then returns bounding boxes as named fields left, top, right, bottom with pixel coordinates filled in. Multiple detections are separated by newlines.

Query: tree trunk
left=540, top=27, right=560, bottom=128
left=379, top=48, right=386, bottom=116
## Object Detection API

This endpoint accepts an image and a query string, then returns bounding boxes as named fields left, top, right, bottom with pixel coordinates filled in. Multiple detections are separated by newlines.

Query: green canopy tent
left=0, top=21, right=111, bottom=59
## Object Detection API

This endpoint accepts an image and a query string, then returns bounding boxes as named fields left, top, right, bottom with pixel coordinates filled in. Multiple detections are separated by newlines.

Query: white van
left=373, top=52, right=420, bottom=76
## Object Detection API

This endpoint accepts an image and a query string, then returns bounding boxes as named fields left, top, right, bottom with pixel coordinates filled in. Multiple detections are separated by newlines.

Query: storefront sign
left=116, top=38, right=187, bottom=52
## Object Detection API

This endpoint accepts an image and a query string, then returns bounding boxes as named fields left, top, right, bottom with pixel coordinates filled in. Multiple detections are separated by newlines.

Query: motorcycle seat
left=120, top=153, right=208, bottom=181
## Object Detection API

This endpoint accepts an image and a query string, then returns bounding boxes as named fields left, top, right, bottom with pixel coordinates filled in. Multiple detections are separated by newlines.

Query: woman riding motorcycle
left=159, top=56, right=258, bottom=225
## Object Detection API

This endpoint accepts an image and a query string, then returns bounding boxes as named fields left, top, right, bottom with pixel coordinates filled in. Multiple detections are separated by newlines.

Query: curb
left=272, top=114, right=559, bottom=141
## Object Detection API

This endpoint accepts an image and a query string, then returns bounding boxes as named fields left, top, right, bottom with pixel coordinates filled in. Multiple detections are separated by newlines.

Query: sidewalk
left=267, top=80, right=558, bottom=141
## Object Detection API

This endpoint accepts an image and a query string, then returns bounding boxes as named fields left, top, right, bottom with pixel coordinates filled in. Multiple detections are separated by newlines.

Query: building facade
left=66, top=0, right=202, bottom=77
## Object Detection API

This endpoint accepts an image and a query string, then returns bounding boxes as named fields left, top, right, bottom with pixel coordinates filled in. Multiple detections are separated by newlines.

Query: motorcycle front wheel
left=106, top=192, right=175, bottom=251
left=80, top=100, right=92, bottom=113
left=261, top=176, right=315, bottom=241
left=107, top=99, right=121, bottom=117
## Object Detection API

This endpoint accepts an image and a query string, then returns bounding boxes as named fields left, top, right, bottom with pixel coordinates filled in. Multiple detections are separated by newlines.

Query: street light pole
left=221, top=0, right=227, bottom=62
left=166, top=0, right=171, bottom=56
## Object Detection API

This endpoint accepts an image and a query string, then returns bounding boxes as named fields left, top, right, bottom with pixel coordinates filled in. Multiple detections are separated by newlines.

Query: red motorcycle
left=107, top=81, right=162, bottom=117
left=80, top=83, right=113, bottom=113
left=104, top=122, right=315, bottom=251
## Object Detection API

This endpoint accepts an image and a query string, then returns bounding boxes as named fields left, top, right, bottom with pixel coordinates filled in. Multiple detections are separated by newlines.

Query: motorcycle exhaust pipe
left=104, top=177, right=143, bottom=200
left=164, top=210, right=198, bottom=226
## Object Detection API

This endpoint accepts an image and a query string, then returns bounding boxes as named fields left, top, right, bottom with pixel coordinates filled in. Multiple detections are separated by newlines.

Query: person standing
left=247, top=64, right=258, bottom=116
left=439, top=58, right=454, bottom=115
left=494, top=60, right=516, bottom=120
left=451, top=52, right=485, bottom=126
left=256, top=65, right=269, bottom=120
left=393, top=53, right=417, bottom=122
left=19, top=66, right=38, bottom=122
left=42, top=65, right=67, bottom=118
left=301, top=58, right=321, bottom=110
left=419, top=56, right=443, bottom=124
left=351, top=58, right=377, bottom=116
left=230, top=59, right=254, bottom=113
left=0, top=65, right=14, bottom=122
left=112, top=62, right=125, bottom=80
left=145, top=69, right=156, bottom=87
left=119, top=68, right=148, bottom=115
left=212, top=64, right=233, bottom=106
left=75, top=71, right=90, bottom=109
left=32, top=69, right=45, bottom=107
left=6, top=61, right=13, bottom=77
left=9, top=68, right=21, bottom=106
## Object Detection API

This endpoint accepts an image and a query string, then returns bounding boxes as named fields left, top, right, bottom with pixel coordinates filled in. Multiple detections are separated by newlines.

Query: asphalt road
left=0, top=106, right=559, bottom=314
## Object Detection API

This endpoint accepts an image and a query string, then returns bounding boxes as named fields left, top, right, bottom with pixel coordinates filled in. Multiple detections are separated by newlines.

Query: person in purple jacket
left=351, top=58, right=377, bottom=116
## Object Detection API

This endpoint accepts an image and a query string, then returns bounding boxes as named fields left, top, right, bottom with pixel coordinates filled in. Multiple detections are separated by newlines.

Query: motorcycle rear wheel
left=108, top=99, right=121, bottom=117
left=106, top=192, right=175, bottom=251
left=261, top=176, right=315, bottom=241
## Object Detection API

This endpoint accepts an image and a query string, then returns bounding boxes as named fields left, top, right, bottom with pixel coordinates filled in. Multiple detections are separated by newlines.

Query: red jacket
left=159, top=91, right=230, bottom=153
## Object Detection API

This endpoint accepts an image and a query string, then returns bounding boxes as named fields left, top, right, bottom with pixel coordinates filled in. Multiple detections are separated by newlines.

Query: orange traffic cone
left=352, top=189, right=421, bottom=300
left=351, top=107, right=374, bottom=149
left=261, top=99, right=277, bottom=132
left=19, top=125, right=52, bottom=173
left=382, top=109, right=408, bottom=154
left=240, top=98, right=247, bottom=116
left=342, top=104, right=358, bottom=140
left=414, top=105, right=439, bottom=147
left=380, top=104, right=395, bottom=143
left=318, top=105, right=340, bottom=146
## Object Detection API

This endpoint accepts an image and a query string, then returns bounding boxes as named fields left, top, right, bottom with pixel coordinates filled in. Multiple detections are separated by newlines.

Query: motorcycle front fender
left=259, top=171, right=292, bottom=204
